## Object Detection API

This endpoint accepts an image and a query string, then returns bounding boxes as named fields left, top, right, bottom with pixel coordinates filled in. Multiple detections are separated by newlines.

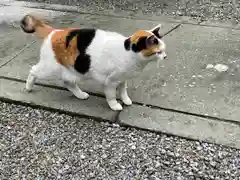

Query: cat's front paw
left=76, top=92, right=89, bottom=100
left=122, top=97, right=132, bottom=106
left=110, top=103, right=123, bottom=111
left=25, top=84, right=33, bottom=92
left=108, top=100, right=123, bottom=111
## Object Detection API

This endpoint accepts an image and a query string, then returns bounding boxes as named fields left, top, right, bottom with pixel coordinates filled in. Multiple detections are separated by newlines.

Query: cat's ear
left=150, top=24, right=162, bottom=38
left=124, top=37, right=131, bottom=51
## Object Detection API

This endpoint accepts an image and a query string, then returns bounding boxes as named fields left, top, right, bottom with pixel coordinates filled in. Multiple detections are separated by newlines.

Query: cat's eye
left=153, top=38, right=159, bottom=45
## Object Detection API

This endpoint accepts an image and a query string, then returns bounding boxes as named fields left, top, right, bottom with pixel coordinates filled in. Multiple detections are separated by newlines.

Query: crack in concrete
left=0, top=40, right=36, bottom=69
left=162, top=23, right=182, bottom=37
left=112, top=108, right=122, bottom=123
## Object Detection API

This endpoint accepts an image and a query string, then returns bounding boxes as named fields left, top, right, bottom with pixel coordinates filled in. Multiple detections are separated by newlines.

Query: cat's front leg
left=119, top=81, right=132, bottom=106
left=26, top=64, right=39, bottom=92
left=63, top=81, right=89, bottom=100
left=104, top=83, right=123, bottom=111
left=26, top=73, right=37, bottom=92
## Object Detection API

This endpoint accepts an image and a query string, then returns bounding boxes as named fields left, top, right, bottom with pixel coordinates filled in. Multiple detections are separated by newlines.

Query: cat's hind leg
left=26, top=64, right=40, bottom=92
left=26, top=60, right=60, bottom=92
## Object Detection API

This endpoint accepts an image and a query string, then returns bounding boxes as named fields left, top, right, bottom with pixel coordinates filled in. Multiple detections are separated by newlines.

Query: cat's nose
left=163, top=52, right=167, bottom=59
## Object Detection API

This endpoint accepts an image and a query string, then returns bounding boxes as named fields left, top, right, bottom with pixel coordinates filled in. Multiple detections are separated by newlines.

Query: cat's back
left=87, top=29, right=131, bottom=78
left=87, top=29, right=126, bottom=57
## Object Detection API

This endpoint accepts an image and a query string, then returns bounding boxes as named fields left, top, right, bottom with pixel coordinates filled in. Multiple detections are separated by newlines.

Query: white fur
left=26, top=26, right=166, bottom=111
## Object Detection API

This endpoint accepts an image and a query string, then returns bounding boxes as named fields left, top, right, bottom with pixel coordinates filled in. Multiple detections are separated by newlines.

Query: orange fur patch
left=130, top=30, right=161, bottom=57
left=51, top=28, right=80, bottom=66
left=141, top=45, right=161, bottom=57
left=36, top=26, right=54, bottom=39
left=130, top=30, right=152, bottom=44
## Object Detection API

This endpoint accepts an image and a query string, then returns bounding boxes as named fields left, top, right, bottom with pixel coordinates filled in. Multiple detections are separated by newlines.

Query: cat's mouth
left=154, top=51, right=163, bottom=57
left=148, top=50, right=162, bottom=57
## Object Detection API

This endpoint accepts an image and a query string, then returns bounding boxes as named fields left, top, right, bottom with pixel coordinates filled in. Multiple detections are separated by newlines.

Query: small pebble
left=214, top=64, right=229, bottom=72
left=206, top=64, right=214, bottom=69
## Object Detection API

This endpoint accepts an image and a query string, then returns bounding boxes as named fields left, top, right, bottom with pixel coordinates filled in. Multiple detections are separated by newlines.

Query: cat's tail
left=20, top=14, right=55, bottom=39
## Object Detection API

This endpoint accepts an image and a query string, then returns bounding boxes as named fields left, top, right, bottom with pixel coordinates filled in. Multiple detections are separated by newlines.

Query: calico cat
left=20, top=14, right=167, bottom=111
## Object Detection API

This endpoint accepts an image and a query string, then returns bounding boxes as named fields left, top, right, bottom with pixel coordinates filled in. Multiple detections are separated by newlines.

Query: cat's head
left=20, top=14, right=51, bottom=34
left=124, top=24, right=167, bottom=64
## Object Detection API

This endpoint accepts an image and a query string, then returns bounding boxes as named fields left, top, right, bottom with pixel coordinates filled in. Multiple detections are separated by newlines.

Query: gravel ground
left=19, top=0, right=240, bottom=23
left=0, top=101, right=240, bottom=180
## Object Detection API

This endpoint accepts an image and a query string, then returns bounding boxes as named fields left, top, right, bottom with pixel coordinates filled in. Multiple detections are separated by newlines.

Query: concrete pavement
left=0, top=1, right=240, bottom=149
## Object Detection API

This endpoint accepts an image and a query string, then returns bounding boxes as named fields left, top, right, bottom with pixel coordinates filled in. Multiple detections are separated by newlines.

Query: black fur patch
left=74, top=54, right=91, bottom=74
left=66, top=29, right=96, bottom=74
left=152, top=29, right=162, bottom=39
left=132, top=36, right=147, bottom=53
left=124, top=38, right=131, bottom=51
